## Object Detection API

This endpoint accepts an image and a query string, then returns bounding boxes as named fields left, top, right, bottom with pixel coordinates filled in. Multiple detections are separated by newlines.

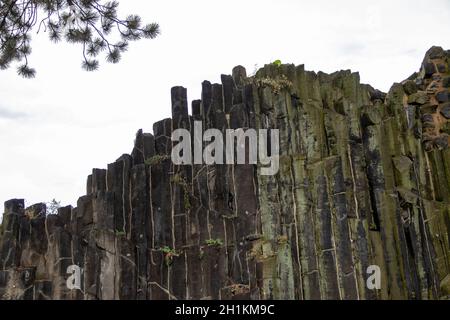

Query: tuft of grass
left=272, top=59, right=282, bottom=67
left=226, top=283, right=250, bottom=296
left=159, top=246, right=177, bottom=255
left=205, top=238, right=224, bottom=247
left=115, top=229, right=126, bottom=237
left=159, top=246, right=180, bottom=266
left=144, top=154, right=169, bottom=166
left=171, top=174, right=191, bottom=210
left=254, top=74, right=293, bottom=94
left=244, top=74, right=293, bottom=95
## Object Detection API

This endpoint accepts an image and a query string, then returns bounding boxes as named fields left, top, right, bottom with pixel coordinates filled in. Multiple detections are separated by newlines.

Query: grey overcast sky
left=0, top=0, right=449, bottom=210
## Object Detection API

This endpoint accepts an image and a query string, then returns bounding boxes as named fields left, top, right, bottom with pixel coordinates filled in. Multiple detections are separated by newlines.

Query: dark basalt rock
left=423, top=139, right=434, bottom=152
left=420, top=104, right=438, bottom=115
left=232, top=65, right=247, bottom=87
left=434, top=134, right=449, bottom=149
left=0, top=47, right=449, bottom=301
left=408, top=91, right=429, bottom=105
left=368, top=87, right=386, bottom=101
left=443, top=77, right=450, bottom=88
left=441, top=103, right=450, bottom=119
left=423, top=62, right=436, bottom=77
left=437, top=64, right=447, bottom=73
left=422, top=113, right=434, bottom=123
left=427, top=46, right=445, bottom=59
left=436, top=90, right=449, bottom=103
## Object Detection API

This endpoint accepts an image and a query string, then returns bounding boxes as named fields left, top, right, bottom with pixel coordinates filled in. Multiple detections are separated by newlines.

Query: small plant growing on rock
left=248, top=244, right=262, bottom=260
left=277, top=235, right=289, bottom=244
left=226, top=283, right=250, bottom=296
left=170, top=173, right=185, bottom=185
left=159, top=246, right=179, bottom=266
left=205, top=238, right=224, bottom=247
left=272, top=59, right=282, bottom=67
left=160, top=246, right=178, bottom=255
left=144, top=154, right=170, bottom=166
left=115, top=230, right=126, bottom=237
left=253, top=74, right=293, bottom=95
left=369, top=222, right=379, bottom=231
left=170, top=173, right=191, bottom=210
left=183, top=193, right=191, bottom=210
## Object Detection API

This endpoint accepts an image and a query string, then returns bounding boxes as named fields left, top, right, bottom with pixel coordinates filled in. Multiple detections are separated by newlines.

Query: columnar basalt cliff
left=0, top=47, right=449, bottom=300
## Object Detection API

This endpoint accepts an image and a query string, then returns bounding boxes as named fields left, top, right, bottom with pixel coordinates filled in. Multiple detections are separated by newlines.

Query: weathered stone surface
left=403, top=80, right=418, bottom=95
left=434, top=134, right=449, bottom=149
left=131, top=129, right=155, bottom=166
left=436, top=90, right=449, bottom=103
left=443, top=77, right=450, bottom=88
left=422, top=114, right=434, bottom=123
left=423, top=62, right=436, bottom=78
left=408, top=91, right=429, bottom=105
left=0, top=200, right=24, bottom=270
left=89, top=169, right=107, bottom=194
left=441, top=274, right=450, bottom=297
left=441, top=103, right=450, bottom=119
left=221, top=74, right=236, bottom=114
left=232, top=65, right=247, bottom=87
left=437, top=64, right=447, bottom=73
left=1, top=47, right=449, bottom=300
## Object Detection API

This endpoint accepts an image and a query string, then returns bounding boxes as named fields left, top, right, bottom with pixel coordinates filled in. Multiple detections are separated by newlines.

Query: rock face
left=0, top=47, right=449, bottom=300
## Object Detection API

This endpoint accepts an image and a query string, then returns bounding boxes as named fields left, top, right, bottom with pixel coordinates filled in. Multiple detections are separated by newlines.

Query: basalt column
left=0, top=46, right=449, bottom=300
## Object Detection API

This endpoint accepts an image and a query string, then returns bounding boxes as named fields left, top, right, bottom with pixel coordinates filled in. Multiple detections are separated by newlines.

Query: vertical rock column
left=170, top=86, right=190, bottom=299
left=226, top=72, right=259, bottom=300
left=0, top=199, right=24, bottom=270
left=252, top=66, right=286, bottom=300
left=148, top=118, right=174, bottom=299
left=130, top=130, right=154, bottom=300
